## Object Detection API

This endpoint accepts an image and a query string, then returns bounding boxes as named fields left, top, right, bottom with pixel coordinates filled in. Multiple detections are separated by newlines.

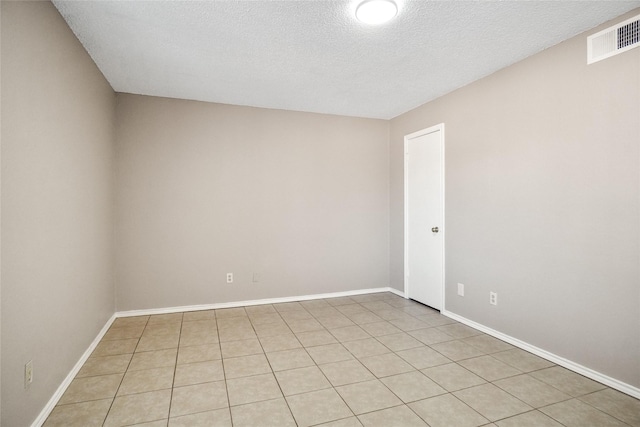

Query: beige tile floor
left=44, top=292, right=640, bottom=427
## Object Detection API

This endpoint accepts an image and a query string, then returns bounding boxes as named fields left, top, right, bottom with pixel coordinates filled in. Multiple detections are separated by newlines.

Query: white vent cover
left=588, top=14, right=640, bottom=64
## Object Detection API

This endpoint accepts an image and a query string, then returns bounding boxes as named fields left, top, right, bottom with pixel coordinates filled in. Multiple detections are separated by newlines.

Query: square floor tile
left=381, top=371, right=447, bottom=403
left=397, top=346, right=451, bottom=369
left=417, top=314, right=457, bottom=327
left=358, top=405, right=428, bottom=426
left=306, top=343, right=354, bottom=365
left=494, top=374, right=571, bottom=408
left=105, top=389, right=171, bottom=427
left=147, top=313, right=183, bottom=324
left=319, top=359, right=376, bottom=386
left=336, top=379, right=402, bottom=415
left=296, top=330, right=339, bottom=347
left=220, top=338, right=263, bottom=358
left=127, top=420, right=167, bottom=426
left=223, top=354, right=272, bottom=379
left=92, top=339, right=138, bottom=357
left=430, top=340, right=486, bottom=361
left=330, top=326, right=371, bottom=342
left=258, top=334, right=301, bottom=352
left=541, top=398, right=628, bottom=427
left=375, top=333, right=423, bottom=352
left=169, top=408, right=231, bottom=427
left=137, top=333, right=179, bottom=352
left=496, top=410, right=564, bottom=427
left=342, top=338, right=390, bottom=358
left=346, top=312, right=383, bottom=325
left=409, top=394, right=488, bottom=427
left=462, top=335, right=514, bottom=354
left=317, top=315, right=357, bottom=330
left=117, top=367, right=174, bottom=395
left=422, top=363, right=486, bottom=391
left=359, top=321, right=402, bottom=337
left=280, top=309, right=313, bottom=320
left=409, top=328, right=455, bottom=345
left=286, top=319, right=325, bottom=333
left=177, top=344, right=221, bottom=364
left=129, top=348, right=177, bottom=371
left=170, top=381, right=228, bottom=418
left=103, top=325, right=146, bottom=341
left=245, top=304, right=277, bottom=316
left=287, top=389, right=354, bottom=426
left=369, top=309, right=405, bottom=322
left=389, top=318, right=429, bottom=332
left=143, top=322, right=181, bottom=337
left=111, top=316, right=149, bottom=329
left=359, top=353, right=414, bottom=378
left=275, top=366, right=332, bottom=396
left=458, top=355, right=521, bottom=381
left=253, top=322, right=292, bottom=338
left=280, top=310, right=314, bottom=322
left=454, top=383, right=532, bottom=421
left=249, top=313, right=283, bottom=325
left=530, top=366, right=606, bottom=397
left=179, top=329, right=220, bottom=346
left=77, top=354, right=132, bottom=378
left=231, top=398, right=296, bottom=427
left=436, top=324, right=483, bottom=339
left=227, top=373, right=283, bottom=405
left=180, top=319, right=217, bottom=333
left=59, top=374, right=123, bottom=404
left=215, top=307, right=248, bottom=318
left=218, top=326, right=256, bottom=343
left=44, top=399, right=112, bottom=427
left=266, top=348, right=314, bottom=371
left=579, top=388, right=640, bottom=426
left=492, top=349, right=554, bottom=372
left=182, top=309, right=217, bottom=322
left=174, top=360, right=224, bottom=386
left=216, top=317, right=251, bottom=330
left=317, top=416, right=363, bottom=426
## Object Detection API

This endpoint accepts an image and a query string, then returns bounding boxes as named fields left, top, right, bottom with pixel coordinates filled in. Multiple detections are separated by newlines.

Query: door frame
left=403, top=123, right=445, bottom=310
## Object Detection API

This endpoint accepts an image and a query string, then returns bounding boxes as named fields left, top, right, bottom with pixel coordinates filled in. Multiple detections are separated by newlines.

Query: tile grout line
left=101, top=315, right=150, bottom=427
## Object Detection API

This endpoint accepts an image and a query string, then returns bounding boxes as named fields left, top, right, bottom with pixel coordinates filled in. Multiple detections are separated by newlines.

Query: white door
left=404, top=124, right=444, bottom=310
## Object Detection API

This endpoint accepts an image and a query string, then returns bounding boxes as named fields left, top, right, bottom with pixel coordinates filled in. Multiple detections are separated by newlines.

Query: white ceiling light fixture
left=355, top=0, right=398, bottom=25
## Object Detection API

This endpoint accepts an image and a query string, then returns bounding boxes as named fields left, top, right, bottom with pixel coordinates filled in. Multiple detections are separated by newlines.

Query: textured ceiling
left=53, top=1, right=640, bottom=119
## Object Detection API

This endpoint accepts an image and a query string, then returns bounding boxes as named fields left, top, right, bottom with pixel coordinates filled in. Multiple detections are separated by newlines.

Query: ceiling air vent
left=588, top=14, right=639, bottom=64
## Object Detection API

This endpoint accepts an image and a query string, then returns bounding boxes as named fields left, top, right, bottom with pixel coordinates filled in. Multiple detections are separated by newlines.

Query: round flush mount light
left=355, top=0, right=398, bottom=25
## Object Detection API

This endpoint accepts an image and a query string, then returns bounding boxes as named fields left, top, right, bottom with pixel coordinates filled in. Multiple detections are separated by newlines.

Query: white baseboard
left=442, top=309, right=640, bottom=400
left=116, top=287, right=398, bottom=318
left=31, top=313, right=117, bottom=427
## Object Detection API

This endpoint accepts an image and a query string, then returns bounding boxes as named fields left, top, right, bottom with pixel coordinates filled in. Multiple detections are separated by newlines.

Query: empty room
left=1, top=1, right=639, bottom=426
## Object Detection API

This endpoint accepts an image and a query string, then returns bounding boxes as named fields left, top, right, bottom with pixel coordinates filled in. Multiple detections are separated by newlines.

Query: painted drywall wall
left=1, top=2, right=116, bottom=426
left=390, top=9, right=640, bottom=388
left=115, top=94, right=389, bottom=311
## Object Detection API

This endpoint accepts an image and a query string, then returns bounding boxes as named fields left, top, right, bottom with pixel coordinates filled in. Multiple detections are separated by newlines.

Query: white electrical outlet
left=25, top=360, right=33, bottom=389
left=252, top=272, right=259, bottom=283
left=489, top=292, right=498, bottom=305
left=226, top=273, right=233, bottom=283
left=457, top=283, right=465, bottom=296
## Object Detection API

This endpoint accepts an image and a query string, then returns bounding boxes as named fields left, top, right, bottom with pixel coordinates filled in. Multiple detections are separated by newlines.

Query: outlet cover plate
left=489, top=292, right=497, bottom=305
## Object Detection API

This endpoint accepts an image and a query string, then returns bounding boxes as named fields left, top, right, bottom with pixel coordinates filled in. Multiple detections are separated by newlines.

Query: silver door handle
left=431, top=227, right=439, bottom=233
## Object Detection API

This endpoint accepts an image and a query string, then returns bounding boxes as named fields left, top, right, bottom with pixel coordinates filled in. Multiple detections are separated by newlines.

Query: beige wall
left=390, top=10, right=640, bottom=388
left=115, top=94, right=390, bottom=311
left=1, top=2, right=116, bottom=426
